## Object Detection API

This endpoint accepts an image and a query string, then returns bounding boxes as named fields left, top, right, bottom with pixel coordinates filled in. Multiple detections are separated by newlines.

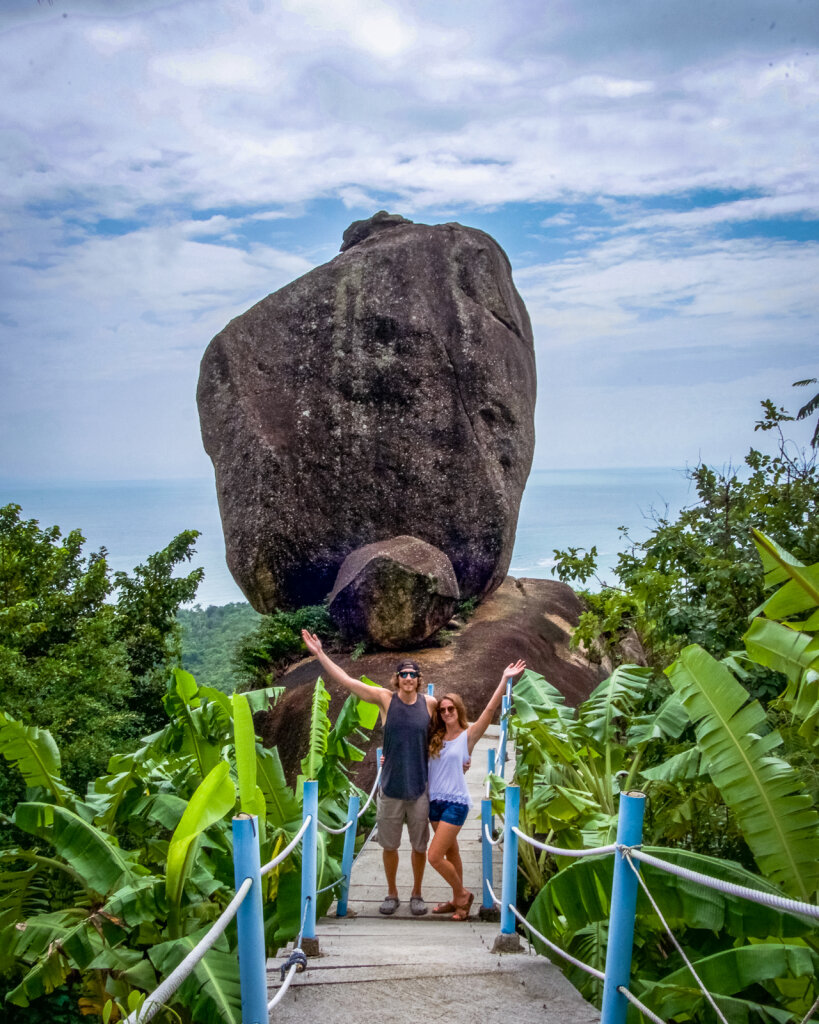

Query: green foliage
left=112, top=530, right=204, bottom=734
left=177, top=602, right=262, bottom=692
left=553, top=396, right=819, bottom=676
left=234, top=605, right=337, bottom=685
left=0, top=666, right=377, bottom=1023
left=517, top=529, right=819, bottom=1023
left=0, top=504, right=204, bottom=796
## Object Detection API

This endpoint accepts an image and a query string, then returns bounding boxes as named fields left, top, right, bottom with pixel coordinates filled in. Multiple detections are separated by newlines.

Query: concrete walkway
left=267, top=727, right=600, bottom=1024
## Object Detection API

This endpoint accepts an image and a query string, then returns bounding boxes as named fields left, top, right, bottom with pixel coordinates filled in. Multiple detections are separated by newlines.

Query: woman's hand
left=301, top=630, right=323, bottom=656
left=501, top=659, right=526, bottom=686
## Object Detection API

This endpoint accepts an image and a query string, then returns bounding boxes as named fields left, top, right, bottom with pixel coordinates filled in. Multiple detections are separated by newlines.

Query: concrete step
left=266, top=915, right=600, bottom=1024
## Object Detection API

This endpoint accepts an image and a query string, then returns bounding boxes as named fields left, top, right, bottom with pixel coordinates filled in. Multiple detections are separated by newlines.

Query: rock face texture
left=198, top=212, right=536, bottom=612
left=328, top=535, right=459, bottom=648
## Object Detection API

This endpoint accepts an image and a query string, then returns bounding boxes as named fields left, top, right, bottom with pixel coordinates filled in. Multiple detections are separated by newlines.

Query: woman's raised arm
left=466, top=659, right=526, bottom=754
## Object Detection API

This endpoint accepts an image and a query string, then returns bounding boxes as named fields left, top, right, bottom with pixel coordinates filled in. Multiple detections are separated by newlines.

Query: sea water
left=0, top=468, right=694, bottom=608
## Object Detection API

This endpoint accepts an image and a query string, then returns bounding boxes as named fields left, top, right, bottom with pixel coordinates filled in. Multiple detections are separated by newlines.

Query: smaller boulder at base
left=328, top=536, right=460, bottom=649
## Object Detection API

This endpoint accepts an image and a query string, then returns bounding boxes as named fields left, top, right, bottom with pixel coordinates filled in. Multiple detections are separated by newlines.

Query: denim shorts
left=428, top=799, right=469, bottom=827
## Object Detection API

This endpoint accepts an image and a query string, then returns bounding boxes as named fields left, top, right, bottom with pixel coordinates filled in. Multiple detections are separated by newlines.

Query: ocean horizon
left=0, top=468, right=695, bottom=608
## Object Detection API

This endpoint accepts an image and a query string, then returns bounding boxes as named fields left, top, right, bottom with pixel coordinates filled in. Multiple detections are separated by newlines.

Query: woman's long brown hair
left=429, top=692, right=468, bottom=758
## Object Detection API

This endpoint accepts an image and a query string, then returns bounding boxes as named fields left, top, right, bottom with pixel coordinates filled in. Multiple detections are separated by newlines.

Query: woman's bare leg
left=427, top=821, right=468, bottom=903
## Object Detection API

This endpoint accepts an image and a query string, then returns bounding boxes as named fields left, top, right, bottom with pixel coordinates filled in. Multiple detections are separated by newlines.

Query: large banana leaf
left=5, top=911, right=95, bottom=1006
left=232, top=692, right=264, bottom=818
left=256, top=746, right=300, bottom=828
left=667, top=644, right=819, bottom=901
left=0, top=713, right=73, bottom=805
left=744, top=618, right=818, bottom=687
left=578, top=664, right=652, bottom=743
left=513, top=669, right=572, bottom=718
left=13, top=802, right=146, bottom=895
left=636, top=943, right=818, bottom=1022
left=165, top=761, right=235, bottom=912
left=301, top=676, right=331, bottom=780
left=640, top=746, right=704, bottom=782
left=149, top=928, right=241, bottom=1024
left=527, top=847, right=816, bottom=946
left=626, top=692, right=689, bottom=745
left=753, top=530, right=819, bottom=619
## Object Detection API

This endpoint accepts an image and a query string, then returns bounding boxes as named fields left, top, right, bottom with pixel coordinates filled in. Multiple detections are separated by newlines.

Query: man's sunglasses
left=398, top=670, right=418, bottom=679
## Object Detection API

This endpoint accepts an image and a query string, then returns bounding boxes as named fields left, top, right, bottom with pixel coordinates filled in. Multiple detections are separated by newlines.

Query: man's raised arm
left=301, top=630, right=391, bottom=711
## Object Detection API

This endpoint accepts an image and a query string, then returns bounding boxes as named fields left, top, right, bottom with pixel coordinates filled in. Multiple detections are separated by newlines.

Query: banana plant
left=526, top=848, right=818, bottom=1018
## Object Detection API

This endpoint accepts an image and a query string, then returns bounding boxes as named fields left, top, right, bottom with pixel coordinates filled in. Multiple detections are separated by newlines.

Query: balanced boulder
left=197, top=212, right=536, bottom=612
left=328, top=535, right=459, bottom=648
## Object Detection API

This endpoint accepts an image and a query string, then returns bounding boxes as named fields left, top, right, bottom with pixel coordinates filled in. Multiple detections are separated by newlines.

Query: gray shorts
left=376, top=790, right=430, bottom=852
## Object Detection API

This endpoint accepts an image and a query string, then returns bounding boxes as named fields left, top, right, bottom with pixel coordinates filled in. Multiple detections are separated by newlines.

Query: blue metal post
left=232, top=815, right=267, bottom=1024
left=481, top=797, right=494, bottom=910
left=499, top=784, right=520, bottom=934
left=336, top=792, right=359, bottom=917
left=300, top=779, right=319, bottom=942
left=601, top=791, right=646, bottom=1024
left=498, top=694, right=510, bottom=778
left=427, top=682, right=434, bottom=697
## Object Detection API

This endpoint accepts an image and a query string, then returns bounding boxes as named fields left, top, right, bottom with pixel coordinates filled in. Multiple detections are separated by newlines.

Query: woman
left=426, top=659, right=526, bottom=920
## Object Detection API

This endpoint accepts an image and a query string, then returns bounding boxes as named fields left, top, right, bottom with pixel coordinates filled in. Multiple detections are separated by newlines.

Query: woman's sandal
left=451, top=891, right=474, bottom=921
left=432, top=901, right=456, bottom=914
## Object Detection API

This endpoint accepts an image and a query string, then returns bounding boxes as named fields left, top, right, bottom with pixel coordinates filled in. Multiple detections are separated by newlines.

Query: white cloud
left=151, top=50, right=268, bottom=88
left=1, top=0, right=817, bottom=480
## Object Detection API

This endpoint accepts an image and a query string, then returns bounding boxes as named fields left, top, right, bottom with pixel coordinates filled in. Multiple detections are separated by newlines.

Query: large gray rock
left=198, top=212, right=536, bottom=612
left=328, top=535, right=459, bottom=648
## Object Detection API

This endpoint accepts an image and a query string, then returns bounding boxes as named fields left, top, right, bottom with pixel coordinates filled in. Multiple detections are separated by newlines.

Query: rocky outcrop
left=257, top=577, right=611, bottom=785
left=328, top=535, right=459, bottom=648
left=198, top=212, right=536, bottom=613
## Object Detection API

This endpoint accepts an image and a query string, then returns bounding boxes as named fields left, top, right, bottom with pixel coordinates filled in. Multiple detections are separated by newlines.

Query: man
left=300, top=630, right=436, bottom=916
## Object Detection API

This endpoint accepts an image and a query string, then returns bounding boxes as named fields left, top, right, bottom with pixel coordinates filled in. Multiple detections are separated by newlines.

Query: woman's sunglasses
left=398, top=670, right=418, bottom=679
left=439, top=705, right=456, bottom=714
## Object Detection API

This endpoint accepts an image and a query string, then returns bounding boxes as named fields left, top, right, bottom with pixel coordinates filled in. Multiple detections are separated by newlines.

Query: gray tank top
left=381, top=692, right=430, bottom=800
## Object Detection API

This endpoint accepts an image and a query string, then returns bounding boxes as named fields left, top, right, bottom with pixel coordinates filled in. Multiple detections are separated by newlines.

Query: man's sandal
left=432, top=901, right=456, bottom=914
left=451, top=892, right=474, bottom=921
left=410, top=895, right=428, bottom=916
left=379, top=895, right=400, bottom=915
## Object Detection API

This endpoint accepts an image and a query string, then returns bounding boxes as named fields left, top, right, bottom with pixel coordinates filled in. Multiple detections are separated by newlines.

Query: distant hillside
left=177, top=601, right=262, bottom=692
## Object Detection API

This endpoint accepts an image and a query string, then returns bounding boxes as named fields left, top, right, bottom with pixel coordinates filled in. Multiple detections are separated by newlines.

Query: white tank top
left=428, top=729, right=472, bottom=807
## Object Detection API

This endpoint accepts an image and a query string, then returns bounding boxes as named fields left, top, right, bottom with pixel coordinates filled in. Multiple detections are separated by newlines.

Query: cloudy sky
left=1, top=0, right=817, bottom=481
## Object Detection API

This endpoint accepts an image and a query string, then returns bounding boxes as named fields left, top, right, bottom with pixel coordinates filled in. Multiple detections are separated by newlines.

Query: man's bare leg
left=411, top=847, right=427, bottom=898
left=383, top=848, right=399, bottom=898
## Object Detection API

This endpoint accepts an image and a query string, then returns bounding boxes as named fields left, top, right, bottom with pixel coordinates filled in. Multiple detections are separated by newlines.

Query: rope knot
left=281, top=948, right=308, bottom=980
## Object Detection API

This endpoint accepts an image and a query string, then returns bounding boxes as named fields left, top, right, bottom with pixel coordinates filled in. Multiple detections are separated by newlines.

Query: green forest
left=1, top=384, right=817, bottom=1024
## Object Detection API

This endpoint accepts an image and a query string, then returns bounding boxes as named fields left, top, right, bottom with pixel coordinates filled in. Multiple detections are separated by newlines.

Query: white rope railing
left=127, top=877, right=253, bottom=1024
left=268, top=897, right=312, bottom=1011
left=260, top=816, right=312, bottom=878
left=357, top=764, right=381, bottom=818
left=316, top=874, right=347, bottom=895
left=485, top=879, right=501, bottom=908
left=351, top=820, right=379, bottom=871
left=483, top=823, right=502, bottom=846
left=618, top=985, right=668, bottom=1024
left=318, top=817, right=354, bottom=835
left=513, top=828, right=616, bottom=858
left=623, top=852, right=731, bottom=1024
left=319, top=764, right=382, bottom=832
left=796, top=990, right=819, bottom=1024
left=623, top=846, right=819, bottom=920
left=509, top=903, right=605, bottom=980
